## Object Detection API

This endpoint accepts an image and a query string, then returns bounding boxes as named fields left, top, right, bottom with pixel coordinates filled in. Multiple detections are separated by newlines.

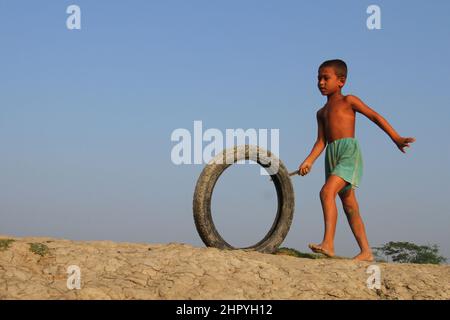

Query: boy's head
left=318, top=59, right=347, bottom=95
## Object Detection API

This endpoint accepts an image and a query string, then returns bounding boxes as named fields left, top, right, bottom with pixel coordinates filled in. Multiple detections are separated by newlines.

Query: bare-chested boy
left=298, top=59, right=416, bottom=261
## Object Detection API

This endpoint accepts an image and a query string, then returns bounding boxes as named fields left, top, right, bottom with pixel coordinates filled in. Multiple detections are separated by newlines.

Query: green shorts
left=325, top=137, right=363, bottom=194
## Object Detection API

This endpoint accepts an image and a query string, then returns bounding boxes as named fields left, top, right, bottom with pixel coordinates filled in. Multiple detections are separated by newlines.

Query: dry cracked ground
left=0, top=235, right=449, bottom=300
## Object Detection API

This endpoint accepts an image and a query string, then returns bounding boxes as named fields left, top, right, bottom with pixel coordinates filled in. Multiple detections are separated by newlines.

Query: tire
left=193, top=145, right=295, bottom=253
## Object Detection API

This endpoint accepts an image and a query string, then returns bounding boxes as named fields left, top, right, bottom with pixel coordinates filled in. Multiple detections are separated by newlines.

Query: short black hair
left=319, top=59, right=347, bottom=79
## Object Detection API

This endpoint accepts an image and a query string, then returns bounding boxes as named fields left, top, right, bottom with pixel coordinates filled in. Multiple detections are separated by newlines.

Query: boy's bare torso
left=318, top=95, right=355, bottom=144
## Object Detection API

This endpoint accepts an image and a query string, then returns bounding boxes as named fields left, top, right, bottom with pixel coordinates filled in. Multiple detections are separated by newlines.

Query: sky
left=1, top=0, right=449, bottom=260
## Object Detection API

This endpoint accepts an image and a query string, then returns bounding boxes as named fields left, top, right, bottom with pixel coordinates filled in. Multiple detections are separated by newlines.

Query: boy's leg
left=338, top=188, right=374, bottom=261
left=309, top=174, right=348, bottom=257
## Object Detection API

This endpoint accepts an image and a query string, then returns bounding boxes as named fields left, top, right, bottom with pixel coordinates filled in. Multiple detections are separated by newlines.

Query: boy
left=298, top=59, right=415, bottom=261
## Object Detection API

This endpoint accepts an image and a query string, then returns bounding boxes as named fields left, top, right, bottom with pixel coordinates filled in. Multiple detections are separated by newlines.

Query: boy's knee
left=341, top=197, right=359, bottom=215
left=320, top=186, right=336, bottom=200
left=343, top=205, right=359, bottom=217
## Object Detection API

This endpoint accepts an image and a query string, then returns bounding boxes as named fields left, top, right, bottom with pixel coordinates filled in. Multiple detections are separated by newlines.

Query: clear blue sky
left=1, top=0, right=449, bottom=260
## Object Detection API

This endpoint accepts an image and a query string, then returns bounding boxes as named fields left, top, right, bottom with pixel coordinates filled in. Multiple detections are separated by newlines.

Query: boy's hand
left=395, top=137, right=416, bottom=153
left=298, top=161, right=313, bottom=176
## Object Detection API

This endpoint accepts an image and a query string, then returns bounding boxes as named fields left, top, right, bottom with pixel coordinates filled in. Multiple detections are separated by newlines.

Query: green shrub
left=0, top=239, right=15, bottom=251
left=29, top=243, right=50, bottom=256
left=373, top=241, right=447, bottom=265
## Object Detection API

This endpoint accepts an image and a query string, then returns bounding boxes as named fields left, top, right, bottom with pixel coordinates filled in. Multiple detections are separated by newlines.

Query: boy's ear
left=338, top=76, right=346, bottom=88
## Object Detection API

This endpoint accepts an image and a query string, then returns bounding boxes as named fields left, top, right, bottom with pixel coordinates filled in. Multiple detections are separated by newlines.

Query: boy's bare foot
left=308, top=243, right=335, bottom=257
left=353, top=252, right=374, bottom=262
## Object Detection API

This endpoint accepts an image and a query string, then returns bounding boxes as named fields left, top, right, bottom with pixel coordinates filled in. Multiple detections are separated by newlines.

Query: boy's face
left=317, top=67, right=345, bottom=96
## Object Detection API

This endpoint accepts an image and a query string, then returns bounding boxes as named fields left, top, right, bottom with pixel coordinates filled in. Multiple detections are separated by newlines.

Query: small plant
left=275, top=247, right=347, bottom=260
left=0, top=239, right=15, bottom=251
left=29, top=243, right=50, bottom=257
left=276, top=247, right=324, bottom=259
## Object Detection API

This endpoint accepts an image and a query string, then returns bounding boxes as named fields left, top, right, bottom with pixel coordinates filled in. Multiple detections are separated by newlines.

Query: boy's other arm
left=347, top=95, right=416, bottom=153
left=298, top=110, right=326, bottom=176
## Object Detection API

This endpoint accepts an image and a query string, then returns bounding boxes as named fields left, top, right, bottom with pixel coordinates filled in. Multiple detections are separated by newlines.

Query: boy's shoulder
left=343, top=94, right=362, bottom=105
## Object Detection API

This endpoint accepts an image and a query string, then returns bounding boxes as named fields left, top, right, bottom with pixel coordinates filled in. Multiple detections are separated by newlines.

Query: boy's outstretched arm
left=347, top=95, right=416, bottom=153
left=298, top=110, right=326, bottom=175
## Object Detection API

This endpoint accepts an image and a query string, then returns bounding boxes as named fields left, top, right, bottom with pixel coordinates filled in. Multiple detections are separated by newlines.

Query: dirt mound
left=0, top=235, right=448, bottom=299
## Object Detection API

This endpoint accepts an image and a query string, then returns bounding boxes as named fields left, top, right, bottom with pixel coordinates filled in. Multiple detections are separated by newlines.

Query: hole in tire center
left=211, top=160, right=278, bottom=248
